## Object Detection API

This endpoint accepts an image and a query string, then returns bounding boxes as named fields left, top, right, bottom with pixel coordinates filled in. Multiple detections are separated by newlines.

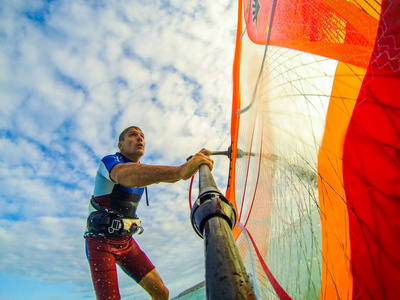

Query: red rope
left=237, top=222, right=293, bottom=300
left=189, top=175, right=195, bottom=210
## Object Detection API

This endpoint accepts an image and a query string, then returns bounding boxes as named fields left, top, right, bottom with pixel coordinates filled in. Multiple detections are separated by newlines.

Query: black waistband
left=86, top=197, right=143, bottom=238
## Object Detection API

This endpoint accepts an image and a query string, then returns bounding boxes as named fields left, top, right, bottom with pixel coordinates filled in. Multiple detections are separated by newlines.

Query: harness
left=85, top=197, right=144, bottom=238
left=85, top=153, right=150, bottom=238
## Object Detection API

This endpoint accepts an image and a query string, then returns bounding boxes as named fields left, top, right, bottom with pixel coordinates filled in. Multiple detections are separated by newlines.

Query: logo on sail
left=252, top=0, right=261, bottom=25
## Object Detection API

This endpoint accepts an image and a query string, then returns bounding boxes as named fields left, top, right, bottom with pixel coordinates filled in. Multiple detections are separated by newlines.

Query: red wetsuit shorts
left=85, top=236, right=155, bottom=299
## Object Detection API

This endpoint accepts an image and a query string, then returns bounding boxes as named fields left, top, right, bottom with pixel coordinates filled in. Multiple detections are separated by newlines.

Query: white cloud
left=0, top=0, right=236, bottom=298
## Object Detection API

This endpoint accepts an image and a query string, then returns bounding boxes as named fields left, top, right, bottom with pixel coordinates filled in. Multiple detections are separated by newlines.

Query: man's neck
left=120, top=152, right=140, bottom=163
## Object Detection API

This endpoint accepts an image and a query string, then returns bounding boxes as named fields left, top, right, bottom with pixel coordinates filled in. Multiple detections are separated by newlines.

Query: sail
left=226, top=0, right=400, bottom=299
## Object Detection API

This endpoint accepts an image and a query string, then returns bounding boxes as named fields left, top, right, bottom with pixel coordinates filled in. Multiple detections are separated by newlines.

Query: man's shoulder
left=100, top=152, right=125, bottom=172
left=101, top=152, right=124, bottom=163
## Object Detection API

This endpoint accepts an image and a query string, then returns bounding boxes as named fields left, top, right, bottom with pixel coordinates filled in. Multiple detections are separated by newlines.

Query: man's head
left=118, top=126, right=145, bottom=162
left=118, top=126, right=143, bottom=142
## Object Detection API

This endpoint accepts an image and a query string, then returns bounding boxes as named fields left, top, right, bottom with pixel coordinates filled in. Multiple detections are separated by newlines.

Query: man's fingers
left=202, top=155, right=214, bottom=171
left=200, top=148, right=211, bottom=156
left=191, top=152, right=214, bottom=170
left=184, top=149, right=214, bottom=177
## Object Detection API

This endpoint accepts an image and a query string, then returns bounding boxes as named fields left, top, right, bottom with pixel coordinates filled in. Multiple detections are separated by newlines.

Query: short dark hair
left=118, top=126, right=143, bottom=142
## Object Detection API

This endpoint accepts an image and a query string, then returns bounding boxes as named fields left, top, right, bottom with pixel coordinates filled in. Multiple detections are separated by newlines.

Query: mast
left=190, top=163, right=255, bottom=300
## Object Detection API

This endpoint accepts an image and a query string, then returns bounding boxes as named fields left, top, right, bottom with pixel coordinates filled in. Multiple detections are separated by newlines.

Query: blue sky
left=0, top=0, right=236, bottom=298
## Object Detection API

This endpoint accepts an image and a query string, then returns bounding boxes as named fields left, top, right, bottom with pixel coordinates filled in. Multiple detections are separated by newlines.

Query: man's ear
left=118, top=142, right=123, bottom=151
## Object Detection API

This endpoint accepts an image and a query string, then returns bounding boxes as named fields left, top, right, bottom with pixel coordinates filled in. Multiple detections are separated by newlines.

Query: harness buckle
left=108, top=218, right=123, bottom=234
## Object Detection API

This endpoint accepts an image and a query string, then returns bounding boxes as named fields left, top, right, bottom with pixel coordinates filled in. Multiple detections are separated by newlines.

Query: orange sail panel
left=243, top=0, right=380, bottom=68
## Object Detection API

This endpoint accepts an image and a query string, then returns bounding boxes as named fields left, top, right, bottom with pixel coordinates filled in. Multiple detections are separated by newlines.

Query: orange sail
left=226, top=0, right=400, bottom=299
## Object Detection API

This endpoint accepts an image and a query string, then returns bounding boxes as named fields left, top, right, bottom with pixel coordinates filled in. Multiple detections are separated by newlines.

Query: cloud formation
left=0, top=0, right=236, bottom=298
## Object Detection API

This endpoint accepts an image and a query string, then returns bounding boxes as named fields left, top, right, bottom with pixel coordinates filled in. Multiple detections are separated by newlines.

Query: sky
left=0, top=0, right=237, bottom=299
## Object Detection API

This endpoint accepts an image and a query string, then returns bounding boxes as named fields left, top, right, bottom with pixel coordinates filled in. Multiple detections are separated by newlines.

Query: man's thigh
left=118, top=238, right=155, bottom=283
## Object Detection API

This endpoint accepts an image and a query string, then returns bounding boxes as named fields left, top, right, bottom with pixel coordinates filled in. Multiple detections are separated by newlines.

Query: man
left=84, top=126, right=214, bottom=299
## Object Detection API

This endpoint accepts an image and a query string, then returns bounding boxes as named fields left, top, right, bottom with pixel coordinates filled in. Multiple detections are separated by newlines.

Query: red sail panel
left=343, top=1, right=400, bottom=298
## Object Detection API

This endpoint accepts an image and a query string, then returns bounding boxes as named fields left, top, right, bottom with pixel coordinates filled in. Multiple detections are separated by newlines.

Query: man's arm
left=110, top=149, right=214, bottom=188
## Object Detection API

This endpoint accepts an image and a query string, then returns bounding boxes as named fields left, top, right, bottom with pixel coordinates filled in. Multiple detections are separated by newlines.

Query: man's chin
left=135, top=149, right=145, bottom=156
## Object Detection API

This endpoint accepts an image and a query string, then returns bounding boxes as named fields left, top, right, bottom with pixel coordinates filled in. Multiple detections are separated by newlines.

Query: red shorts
left=85, top=236, right=155, bottom=300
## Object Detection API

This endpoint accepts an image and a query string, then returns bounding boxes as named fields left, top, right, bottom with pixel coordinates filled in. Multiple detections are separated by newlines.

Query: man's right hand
left=180, top=148, right=214, bottom=180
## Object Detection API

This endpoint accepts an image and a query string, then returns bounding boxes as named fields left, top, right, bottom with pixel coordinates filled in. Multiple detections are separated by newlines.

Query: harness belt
left=85, top=197, right=144, bottom=238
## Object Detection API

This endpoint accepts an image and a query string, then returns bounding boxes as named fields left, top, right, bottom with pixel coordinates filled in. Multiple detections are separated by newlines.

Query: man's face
left=118, top=128, right=145, bottom=161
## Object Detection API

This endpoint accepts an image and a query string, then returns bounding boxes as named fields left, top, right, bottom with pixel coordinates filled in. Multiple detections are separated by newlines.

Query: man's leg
left=86, top=239, right=121, bottom=300
left=139, top=269, right=169, bottom=300
left=118, top=238, right=169, bottom=299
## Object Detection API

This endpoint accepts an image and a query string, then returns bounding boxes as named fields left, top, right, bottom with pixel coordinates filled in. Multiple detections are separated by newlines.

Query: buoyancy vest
left=93, top=184, right=143, bottom=218
left=85, top=152, right=146, bottom=237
